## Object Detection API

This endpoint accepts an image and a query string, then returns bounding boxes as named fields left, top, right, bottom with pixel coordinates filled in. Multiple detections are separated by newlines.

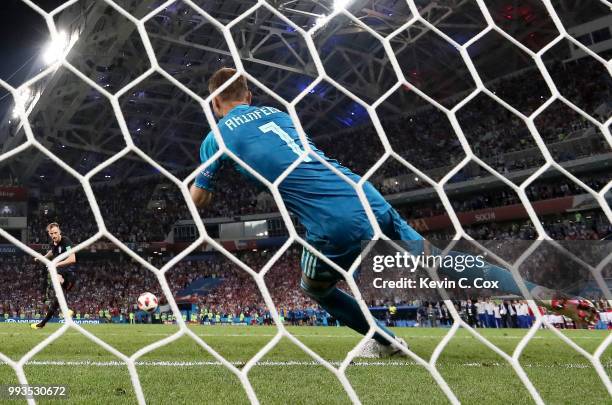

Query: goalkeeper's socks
left=315, top=287, right=395, bottom=346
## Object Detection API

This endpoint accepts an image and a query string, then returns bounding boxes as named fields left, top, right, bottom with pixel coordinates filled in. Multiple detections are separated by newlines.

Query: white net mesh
left=0, top=0, right=610, bottom=404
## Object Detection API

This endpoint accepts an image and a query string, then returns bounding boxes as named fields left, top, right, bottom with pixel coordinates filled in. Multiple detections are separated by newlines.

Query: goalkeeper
left=190, top=68, right=596, bottom=356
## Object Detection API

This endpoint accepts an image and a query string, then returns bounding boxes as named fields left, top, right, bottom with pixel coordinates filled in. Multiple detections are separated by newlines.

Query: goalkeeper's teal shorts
left=300, top=208, right=423, bottom=283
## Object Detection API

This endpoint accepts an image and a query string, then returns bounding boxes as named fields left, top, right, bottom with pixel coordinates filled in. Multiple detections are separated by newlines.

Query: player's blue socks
left=300, top=280, right=395, bottom=346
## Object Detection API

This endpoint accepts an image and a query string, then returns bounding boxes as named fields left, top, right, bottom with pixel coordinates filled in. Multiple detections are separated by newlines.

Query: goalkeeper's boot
left=531, top=287, right=599, bottom=327
left=357, top=337, right=410, bottom=359
left=549, top=297, right=599, bottom=326
left=31, top=322, right=44, bottom=330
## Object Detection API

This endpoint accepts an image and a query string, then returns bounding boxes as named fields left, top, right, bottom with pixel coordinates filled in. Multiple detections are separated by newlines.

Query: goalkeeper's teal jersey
left=195, top=104, right=399, bottom=244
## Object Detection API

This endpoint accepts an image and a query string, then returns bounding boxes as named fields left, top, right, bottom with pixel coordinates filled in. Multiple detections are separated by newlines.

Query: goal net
left=0, top=0, right=610, bottom=404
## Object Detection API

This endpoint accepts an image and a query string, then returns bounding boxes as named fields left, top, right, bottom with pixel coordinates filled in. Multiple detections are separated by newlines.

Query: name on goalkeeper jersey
left=224, top=107, right=282, bottom=131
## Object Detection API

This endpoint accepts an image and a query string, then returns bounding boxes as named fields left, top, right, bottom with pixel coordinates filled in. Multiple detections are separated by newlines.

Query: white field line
left=0, top=332, right=608, bottom=339
left=12, top=360, right=611, bottom=369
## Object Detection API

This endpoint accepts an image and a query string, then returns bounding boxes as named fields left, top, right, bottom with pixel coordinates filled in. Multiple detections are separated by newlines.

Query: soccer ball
left=137, top=292, right=158, bottom=312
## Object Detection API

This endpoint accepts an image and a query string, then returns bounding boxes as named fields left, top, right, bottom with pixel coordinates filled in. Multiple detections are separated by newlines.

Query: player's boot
left=357, top=337, right=410, bottom=359
left=31, top=310, right=73, bottom=330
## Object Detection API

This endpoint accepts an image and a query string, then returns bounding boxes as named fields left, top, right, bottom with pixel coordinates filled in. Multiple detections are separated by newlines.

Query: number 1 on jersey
left=258, top=122, right=313, bottom=162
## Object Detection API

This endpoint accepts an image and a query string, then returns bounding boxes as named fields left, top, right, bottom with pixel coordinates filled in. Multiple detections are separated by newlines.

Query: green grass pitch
left=0, top=324, right=609, bottom=404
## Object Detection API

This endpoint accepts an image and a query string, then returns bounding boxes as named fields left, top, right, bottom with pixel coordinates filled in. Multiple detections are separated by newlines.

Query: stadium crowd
left=0, top=248, right=312, bottom=323
left=424, top=209, right=611, bottom=241
left=13, top=58, right=606, bottom=249
left=316, top=61, right=609, bottom=192
left=1, top=237, right=609, bottom=329
left=18, top=59, right=607, bottom=242
left=0, top=56, right=609, bottom=329
left=398, top=171, right=610, bottom=220
left=24, top=174, right=607, bottom=250
left=23, top=167, right=609, bottom=245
